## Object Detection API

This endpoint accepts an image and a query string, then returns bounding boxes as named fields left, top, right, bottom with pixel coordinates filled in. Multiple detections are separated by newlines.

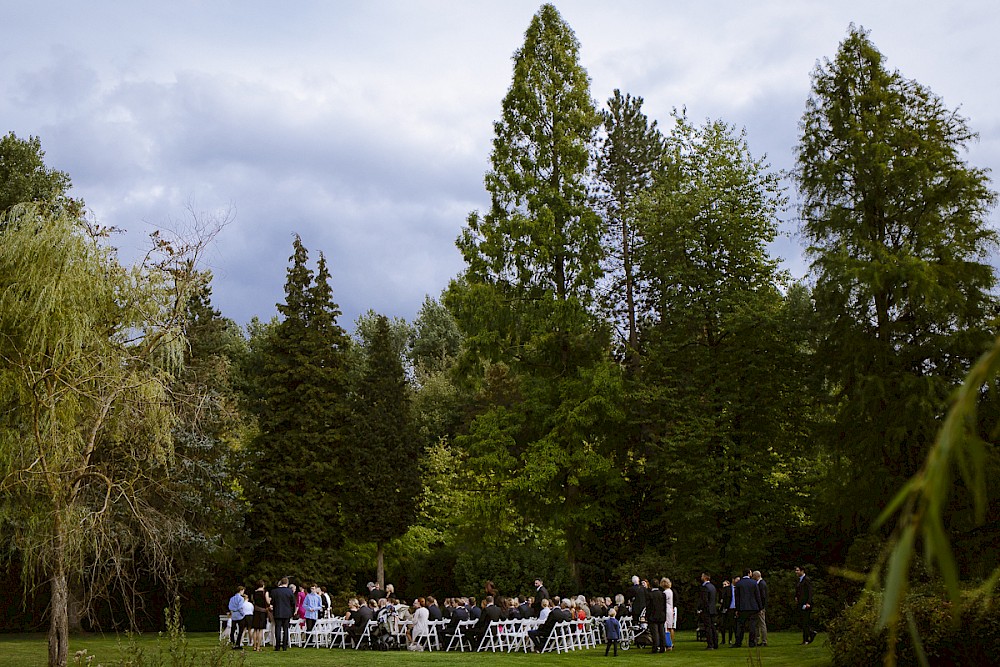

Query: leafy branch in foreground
left=871, top=337, right=1000, bottom=666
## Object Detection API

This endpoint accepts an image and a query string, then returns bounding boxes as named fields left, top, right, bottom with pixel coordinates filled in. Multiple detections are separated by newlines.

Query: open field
left=0, top=631, right=831, bottom=667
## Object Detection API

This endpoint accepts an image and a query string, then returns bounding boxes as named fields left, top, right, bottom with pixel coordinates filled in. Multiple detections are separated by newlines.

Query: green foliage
left=828, top=587, right=1000, bottom=667
left=0, top=132, right=82, bottom=217
left=631, top=113, right=809, bottom=573
left=344, top=313, right=422, bottom=574
left=241, top=237, right=351, bottom=585
left=795, top=25, right=998, bottom=531
left=595, top=89, right=665, bottom=359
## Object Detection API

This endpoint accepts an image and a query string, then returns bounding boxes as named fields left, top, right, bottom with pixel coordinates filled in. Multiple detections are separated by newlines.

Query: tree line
left=1, top=5, right=998, bottom=666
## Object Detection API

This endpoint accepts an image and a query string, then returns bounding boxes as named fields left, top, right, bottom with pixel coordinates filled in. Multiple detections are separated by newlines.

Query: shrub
left=828, top=585, right=998, bottom=666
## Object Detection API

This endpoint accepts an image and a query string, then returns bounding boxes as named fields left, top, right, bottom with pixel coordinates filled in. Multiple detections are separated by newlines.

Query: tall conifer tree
left=243, top=236, right=351, bottom=583
left=795, top=26, right=998, bottom=532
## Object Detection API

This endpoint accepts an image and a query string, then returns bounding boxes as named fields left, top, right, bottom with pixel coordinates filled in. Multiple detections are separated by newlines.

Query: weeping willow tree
left=0, top=204, right=215, bottom=667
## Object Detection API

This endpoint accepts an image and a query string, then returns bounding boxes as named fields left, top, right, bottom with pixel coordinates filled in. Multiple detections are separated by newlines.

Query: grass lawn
left=0, top=631, right=831, bottom=667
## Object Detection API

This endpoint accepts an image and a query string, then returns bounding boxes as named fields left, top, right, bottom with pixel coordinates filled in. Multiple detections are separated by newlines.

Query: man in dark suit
left=516, top=596, right=531, bottom=620
left=531, top=579, right=549, bottom=617
left=427, top=596, right=443, bottom=621
left=753, top=570, right=768, bottom=646
left=439, top=597, right=470, bottom=648
left=733, top=568, right=762, bottom=648
left=645, top=580, right=667, bottom=653
left=795, top=566, right=817, bottom=644
left=719, top=578, right=736, bottom=645
left=528, top=599, right=571, bottom=652
left=468, top=595, right=504, bottom=649
left=625, top=575, right=646, bottom=625
left=269, top=577, right=296, bottom=651
left=698, top=573, right=719, bottom=650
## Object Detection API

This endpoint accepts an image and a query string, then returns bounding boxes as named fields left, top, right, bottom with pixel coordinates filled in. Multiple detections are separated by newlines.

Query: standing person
left=603, top=607, right=622, bottom=657
left=294, top=583, right=306, bottom=622
left=752, top=570, right=768, bottom=646
left=270, top=577, right=296, bottom=651
left=733, top=568, right=762, bottom=648
left=303, top=584, right=323, bottom=646
left=795, top=566, right=817, bottom=644
left=320, top=586, right=331, bottom=618
left=251, top=581, right=270, bottom=652
left=240, top=594, right=254, bottom=649
left=645, top=579, right=667, bottom=654
left=719, top=578, right=736, bottom=645
left=625, top=575, right=646, bottom=626
left=531, top=578, right=549, bottom=617
left=227, top=585, right=246, bottom=647
left=698, top=573, right=719, bottom=650
left=662, top=578, right=676, bottom=648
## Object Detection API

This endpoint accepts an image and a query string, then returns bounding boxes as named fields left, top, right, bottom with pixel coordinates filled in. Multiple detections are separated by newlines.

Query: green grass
left=0, top=631, right=831, bottom=667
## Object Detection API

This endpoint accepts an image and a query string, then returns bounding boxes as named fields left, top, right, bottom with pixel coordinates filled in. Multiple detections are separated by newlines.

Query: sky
left=3, top=1, right=999, bottom=328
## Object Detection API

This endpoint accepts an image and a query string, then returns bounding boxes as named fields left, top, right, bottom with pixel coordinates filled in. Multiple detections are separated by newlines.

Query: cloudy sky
left=4, top=1, right=998, bottom=328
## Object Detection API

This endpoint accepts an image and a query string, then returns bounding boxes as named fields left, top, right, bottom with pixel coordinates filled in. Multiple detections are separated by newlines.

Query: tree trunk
left=48, top=565, right=69, bottom=667
left=376, top=542, right=385, bottom=590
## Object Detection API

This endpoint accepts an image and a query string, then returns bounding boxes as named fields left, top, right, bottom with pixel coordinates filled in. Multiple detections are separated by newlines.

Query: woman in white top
left=407, top=597, right=430, bottom=650
left=662, top=578, right=676, bottom=645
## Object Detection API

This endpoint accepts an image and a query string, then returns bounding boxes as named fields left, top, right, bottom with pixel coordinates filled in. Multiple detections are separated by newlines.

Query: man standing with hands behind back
left=795, top=566, right=817, bottom=644
left=269, top=577, right=296, bottom=651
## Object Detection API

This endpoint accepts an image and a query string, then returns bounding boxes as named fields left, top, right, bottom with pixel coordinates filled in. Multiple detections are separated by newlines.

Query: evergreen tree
left=343, top=314, right=421, bottom=588
left=449, top=3, right=625, bottom=587
left=595, top=90, right=665, bottom=363
left=242, top=236, right=351, bottom=584
left=795, top=26, right=998, bottom=532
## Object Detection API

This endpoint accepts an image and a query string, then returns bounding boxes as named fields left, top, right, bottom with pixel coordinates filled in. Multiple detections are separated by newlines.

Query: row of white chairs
left=220, top=614, right=604, bottom=654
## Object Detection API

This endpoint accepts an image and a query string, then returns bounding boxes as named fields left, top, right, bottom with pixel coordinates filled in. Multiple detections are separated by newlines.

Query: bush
left=828, top=585, right=999, bottom=666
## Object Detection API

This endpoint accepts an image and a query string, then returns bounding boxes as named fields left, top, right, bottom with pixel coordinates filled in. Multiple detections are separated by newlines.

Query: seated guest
left=539, top=598, right=551, bottom=621
left=439, top=597, right=470, bottom=647
left=467, top=595, right=503, bottom=648
left=529, top=599, right=571, bottom=652
left=426, top=596, right=442, bottom=621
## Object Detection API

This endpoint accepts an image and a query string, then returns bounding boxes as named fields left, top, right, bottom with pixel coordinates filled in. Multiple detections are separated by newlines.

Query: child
left=604, top=607, right=622, bottom=657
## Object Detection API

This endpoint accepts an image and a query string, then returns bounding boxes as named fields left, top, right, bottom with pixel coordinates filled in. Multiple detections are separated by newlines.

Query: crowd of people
left=224, top=568, right=817, bottom=654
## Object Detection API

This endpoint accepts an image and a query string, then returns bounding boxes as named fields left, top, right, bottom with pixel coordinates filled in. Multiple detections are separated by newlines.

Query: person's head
left=279, top=576, right=289, bottom=586
left=631, top=575, right=640, bottom=585
left=256, top=580, right=265, bottom=589
left=290, top=583, right=297, bottom=592
left=641, top=579, right=649, bottom=588
left=661, top=577, right=671, bottom=589
left=349, top=598, right=359, bottom=609
left=745, top=568, right=753, bottom=577
left=701, top=572, right=711, bottom=583
left=795, top=566, right=805, bottom=577
left=416, top=597, right=425, bottom=608
left=608, top=607, right=617, bottom=618
left=752, top=570, right=762, bottom=581
left=367, top=581, right=376, bottom=590
left=615, top=593, right=624, bottom=605
left=386, top=583, right=394, bottom=595
left=485, top=595, right=494, bottom=605
left=541, top=598, right=550, bottom=608
left=560, top=599, right=570, bottom=609
left=534, top=578, right=542, bottom=588
left=235, top=585, right=245, bottom=594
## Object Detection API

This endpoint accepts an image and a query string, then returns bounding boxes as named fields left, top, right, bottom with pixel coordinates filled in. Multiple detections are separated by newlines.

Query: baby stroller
left=632, top=623, right=653, bottom=649
left=372, top=607, right=401, bottom=650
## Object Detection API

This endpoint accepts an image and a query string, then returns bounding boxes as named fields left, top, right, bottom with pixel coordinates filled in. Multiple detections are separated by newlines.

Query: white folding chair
left=477, top=620, right=501, bottom=651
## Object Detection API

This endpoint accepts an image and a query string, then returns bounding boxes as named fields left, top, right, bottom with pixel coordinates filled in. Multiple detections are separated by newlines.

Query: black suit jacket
left=428, top=603, right=442, bottom=621
left=539, top=607, right=570, bottom=637
left=720, top=584, right=734, bottom=613
left=477, top=603, right=503, bottom=630
left=532, top=586, right=549, bottom=616
left=646, top=587, right=667, bottom=623
left=796, top=576, right=813, bottom=607
left=699, top=581, right=718, bottom=616
left=735, top=576, right=762, bottom=612
left=625, top=584, right=647, bottom=618
left=270, top=586, right=296, bottom=620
